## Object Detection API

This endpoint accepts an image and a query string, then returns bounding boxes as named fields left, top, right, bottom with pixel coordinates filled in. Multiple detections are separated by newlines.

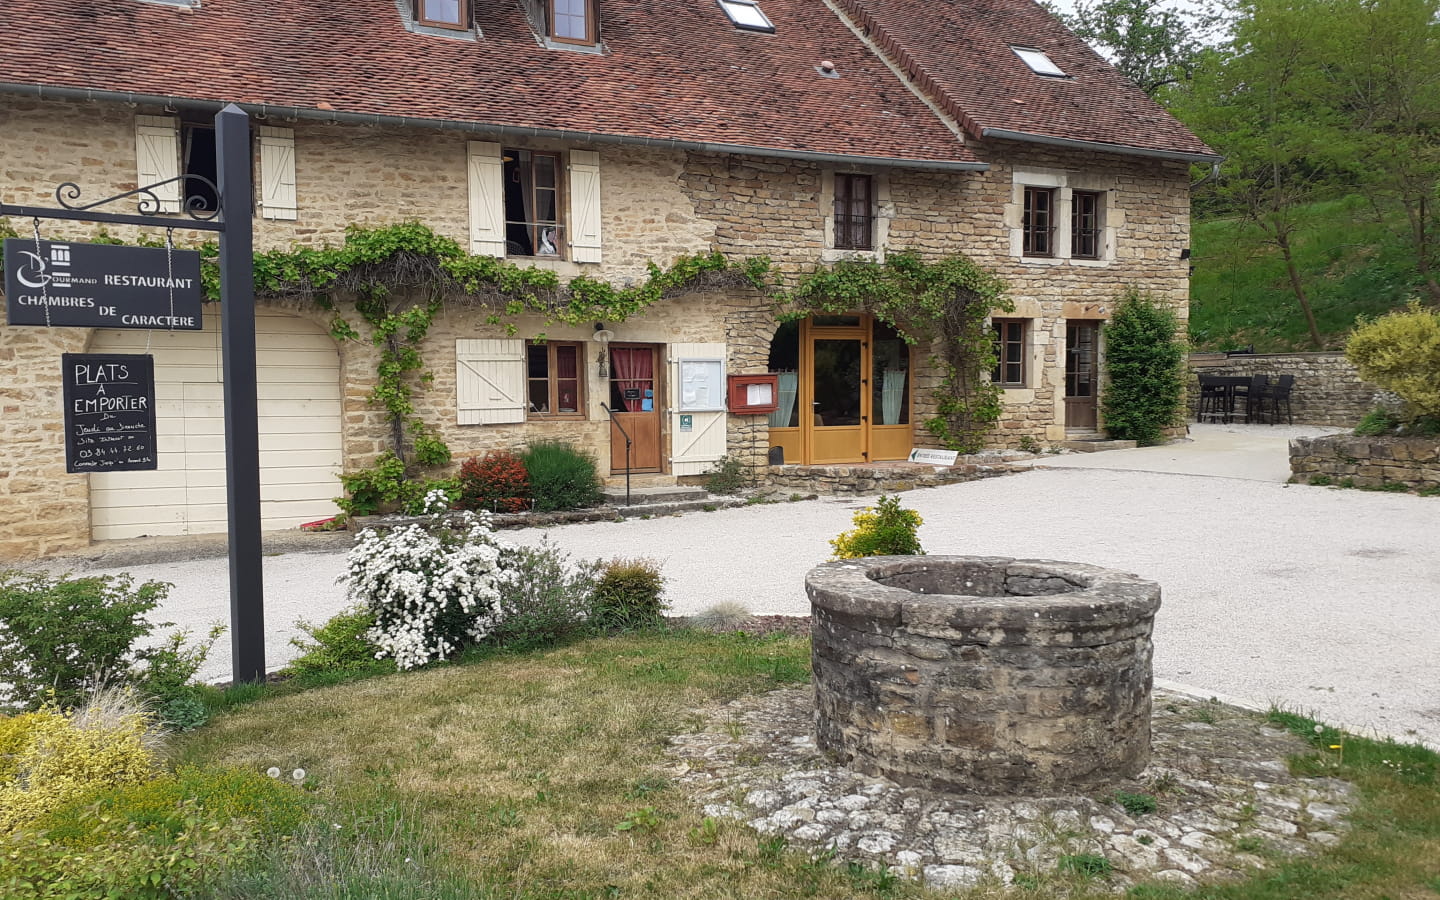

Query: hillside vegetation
left=1189, top=196, right=1422, bottom=352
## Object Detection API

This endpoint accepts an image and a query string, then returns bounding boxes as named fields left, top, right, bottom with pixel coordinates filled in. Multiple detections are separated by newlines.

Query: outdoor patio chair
left=1240, top=375, right=1271, bottom=424
left=1267, top=374, right=1295, bottom=425
left=1196, top=375, right=1231, bottom=423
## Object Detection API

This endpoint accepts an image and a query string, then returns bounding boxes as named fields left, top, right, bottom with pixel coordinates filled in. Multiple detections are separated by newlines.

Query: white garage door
left=89, top=310, right=343, bottom=539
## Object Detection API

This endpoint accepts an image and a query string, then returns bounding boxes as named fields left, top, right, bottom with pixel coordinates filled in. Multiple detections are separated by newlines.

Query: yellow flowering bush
left=0, top=696, right=159, bottom=832
left=830, top=495, right=925, bottom=559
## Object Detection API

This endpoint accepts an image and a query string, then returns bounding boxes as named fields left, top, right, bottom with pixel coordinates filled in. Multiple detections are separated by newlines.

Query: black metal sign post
left=1, top=103, right=266, bottom=685
left=215, top=105, right=265, bottom=686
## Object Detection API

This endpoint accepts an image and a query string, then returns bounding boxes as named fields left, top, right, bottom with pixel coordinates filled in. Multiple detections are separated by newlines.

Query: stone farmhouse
left=0, top=0, right=1215, bottom=559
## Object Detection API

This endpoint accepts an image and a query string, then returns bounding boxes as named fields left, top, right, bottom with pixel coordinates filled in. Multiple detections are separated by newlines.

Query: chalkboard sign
left=62, top=353, right=158, bottom=473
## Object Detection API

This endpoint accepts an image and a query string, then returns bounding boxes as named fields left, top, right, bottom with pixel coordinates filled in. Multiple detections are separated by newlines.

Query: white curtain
left=881, top=369, right=906, bottom=425
left=769, top=370, right=798, bottom=427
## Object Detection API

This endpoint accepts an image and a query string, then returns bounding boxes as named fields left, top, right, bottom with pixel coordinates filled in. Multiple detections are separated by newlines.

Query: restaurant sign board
left=5, top=238, right=203, bottom=329
left=62, top=353, right=159, bottom=473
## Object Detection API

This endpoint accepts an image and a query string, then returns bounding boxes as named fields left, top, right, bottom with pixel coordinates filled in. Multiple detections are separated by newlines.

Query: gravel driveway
left=55, top=425, right=1440, bottom=748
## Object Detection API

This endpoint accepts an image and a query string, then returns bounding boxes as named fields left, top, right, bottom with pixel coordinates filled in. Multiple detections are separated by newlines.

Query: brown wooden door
left=608, top=344, right=662, bottom=473
left=1065, top=321, right=1100, bottom=431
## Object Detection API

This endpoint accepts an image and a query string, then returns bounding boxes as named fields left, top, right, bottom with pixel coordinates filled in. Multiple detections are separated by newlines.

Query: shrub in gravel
left=829, top=495, right=923, bottom=559
left=286, top=607, right=395, bottom=679
left=458, top=450, right=531, bottom=513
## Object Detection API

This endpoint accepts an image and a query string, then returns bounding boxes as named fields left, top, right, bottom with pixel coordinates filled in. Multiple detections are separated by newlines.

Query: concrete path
left=52, top=424, right=1439, bottom=749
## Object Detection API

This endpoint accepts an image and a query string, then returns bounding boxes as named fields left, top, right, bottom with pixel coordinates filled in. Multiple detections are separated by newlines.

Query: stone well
left=807, top=556, right=1161, bottom=796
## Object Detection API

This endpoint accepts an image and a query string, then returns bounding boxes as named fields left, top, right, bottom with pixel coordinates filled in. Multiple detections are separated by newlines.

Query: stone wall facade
left=1189, top=352, right=1379, bottom=427
left=807, top=556, right=1161, bottom=796
left=1, top=96, right=1194, bottom=557
left=1289, top=434, right=1440, bottom=491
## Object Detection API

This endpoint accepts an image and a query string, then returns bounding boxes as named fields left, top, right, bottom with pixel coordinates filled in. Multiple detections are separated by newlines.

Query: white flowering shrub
left=340, top=490, right=507, bottom=670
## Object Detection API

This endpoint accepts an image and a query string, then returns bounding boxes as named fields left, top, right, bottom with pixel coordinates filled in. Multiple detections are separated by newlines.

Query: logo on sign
left=14, top=244, right=71, bottom=289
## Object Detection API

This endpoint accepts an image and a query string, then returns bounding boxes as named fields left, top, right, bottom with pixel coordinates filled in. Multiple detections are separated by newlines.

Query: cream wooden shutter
left=135, top=115, right=181, bottom=213
left=567, top=149, right=602, bottom=263
left=466, top=142, right=506, bottom=258
left=258, top=126, right=297, bottom=221
left=456, top=339, right=525, bottom=424
left=669, top=342, right=728, bottom=475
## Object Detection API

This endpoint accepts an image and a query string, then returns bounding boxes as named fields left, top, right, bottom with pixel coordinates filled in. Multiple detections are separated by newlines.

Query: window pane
left=555, top=344, right=577, bottom=379
left=527, top=344, right=548, bottom=379
left=529, top=380, right=550, bottom=413
left=422, top=0, right=463, bottom=24
left=534, top=155, right=557, bottom=189
left=720, top=0, right=773, bottom=29
left=557, top=380, right=579, bottom=413
left=554, top=0, right=588, bottom=40
left=872, top=319, right=909, bottom=425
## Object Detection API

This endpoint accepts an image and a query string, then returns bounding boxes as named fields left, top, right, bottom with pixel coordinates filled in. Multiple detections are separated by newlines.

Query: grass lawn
left=177, top=629, right=1440, bottom=899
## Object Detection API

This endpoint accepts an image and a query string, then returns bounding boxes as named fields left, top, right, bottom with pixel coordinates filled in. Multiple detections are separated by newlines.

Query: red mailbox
left=727, top=373, right=780, bottom=414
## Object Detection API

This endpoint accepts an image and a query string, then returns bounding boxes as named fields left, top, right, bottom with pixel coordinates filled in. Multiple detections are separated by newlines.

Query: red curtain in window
left=611, top=347, right=653, bottom=412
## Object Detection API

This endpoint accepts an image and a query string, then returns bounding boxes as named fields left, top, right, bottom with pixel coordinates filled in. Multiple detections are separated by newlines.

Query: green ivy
left=785, top=252, right=1012, bottom=452
left=6, top=218, right=1013, bottom=476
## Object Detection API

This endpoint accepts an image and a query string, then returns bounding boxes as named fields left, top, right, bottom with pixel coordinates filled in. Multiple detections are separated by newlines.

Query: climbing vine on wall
left=6, top=218, right=1011, bottom=466
left=783, top=252, right=1012, bottom=453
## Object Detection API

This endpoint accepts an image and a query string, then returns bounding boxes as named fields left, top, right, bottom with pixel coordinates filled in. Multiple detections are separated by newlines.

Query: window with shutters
left=991, top=319, right=1028, bottom=387
left=527, top=342, right=585, bottom=417
left=504, top=149, right=564, bottom=258
left=179, top=122, right=220, bottom=213
left=1022, top=186, right=1056, bottom=257
left=833, top=174, right=873, bottom=250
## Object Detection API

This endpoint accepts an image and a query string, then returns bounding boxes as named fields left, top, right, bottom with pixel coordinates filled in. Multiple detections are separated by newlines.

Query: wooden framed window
left=991, top=319, right=1027, bottom=386
left=417, top=0, right=467, bottom=28
left=833, top=173, right=873, bottom=250
left=527, top=342, right=584, bottom=417
left=549, top=0, right=595, bottom=44
left=503, top=149, right=563, bottom=258
left=1022, top=186, right=1056, bottom=257
left=1072, top=190, right=1103, bottom=259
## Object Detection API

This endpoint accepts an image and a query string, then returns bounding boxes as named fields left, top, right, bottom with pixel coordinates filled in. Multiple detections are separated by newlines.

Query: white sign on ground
left=908, top=448, right=959, bottom=465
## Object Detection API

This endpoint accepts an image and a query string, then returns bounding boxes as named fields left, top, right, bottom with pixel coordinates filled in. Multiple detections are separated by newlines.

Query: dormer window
left=417, top=0, right=467, bottom=29
left=1011, top=46, right=1065, bottom=77
left=550, top=0, right=596, bottom=44
left=718, top=0, right=775, bottom=33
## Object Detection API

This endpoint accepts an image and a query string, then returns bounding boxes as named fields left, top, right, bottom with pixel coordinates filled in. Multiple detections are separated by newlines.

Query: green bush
left=1355, top=406, right=1402, bottom=436
left=0, top=571, right=171, bottom=711
left=1099, top=290, right=1186, bottom=446
left=590, top=559, right=666, bottom=633
left=285, top=607, right=395, bottom=679
left=1346, top=301, right=1440, bottom=419
left=135, top=625, right=224, bottom=729
left=704, top=455, right=747, bottom=495
left=492, top=540, right=600, bottom=650
left=0, top=802, right=256, bottom=899
left=829, top=495, right=924, bottom=558
left=34, top=765, right=309, bottom=847
left=335, top=452, right=409, bottom=517
left=520, top=441, right=603, bottom=512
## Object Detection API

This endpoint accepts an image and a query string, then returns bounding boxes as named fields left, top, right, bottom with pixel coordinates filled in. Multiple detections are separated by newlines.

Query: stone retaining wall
left=763, top=461, right=1016, bottom=495
left=1289, top=434, right=1440, bottom=491
left=1189, top=352, right=1378, bottom=426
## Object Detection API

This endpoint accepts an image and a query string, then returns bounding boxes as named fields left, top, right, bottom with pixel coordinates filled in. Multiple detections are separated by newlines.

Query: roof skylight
left=718, top=0, right=775, bottom=33
left=1011, top=46, right=1066, bottom=77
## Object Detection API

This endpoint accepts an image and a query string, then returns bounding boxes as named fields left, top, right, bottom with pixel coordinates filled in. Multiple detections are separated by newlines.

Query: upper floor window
left=417, top=0, right=467, bottom=29
left=503, top=149, right=563, bottom=258
left=180, top=121, right=219, bottom=213
left=718, top=0, right=776, bottom=33
left=1023, top=186, right=1056, bottom=257
left=1011, top=46, right=1065, bottom=77
left=550, top=0, right=595, bottom=44
left=1072, top=190, right=1103, bottom=259
left=833, top=174, right=874, bottom=251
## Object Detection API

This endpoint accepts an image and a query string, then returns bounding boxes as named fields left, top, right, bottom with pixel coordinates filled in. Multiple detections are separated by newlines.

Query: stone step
left=602, top=484, right=709, bottom=505
left=1060, top=438, right=1138, bottom=453
left=612, top=496, right=746, bottom=518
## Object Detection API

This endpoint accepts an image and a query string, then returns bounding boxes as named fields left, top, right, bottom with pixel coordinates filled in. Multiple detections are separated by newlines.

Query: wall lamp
left=594, top=322, right=615, bottom=378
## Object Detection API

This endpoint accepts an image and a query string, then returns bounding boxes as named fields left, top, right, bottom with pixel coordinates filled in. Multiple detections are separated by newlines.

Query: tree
left=1100, top=291, right=1187, bottom=446
left=1176, top=0, right=1344, bottom=348
left=1053, top=0, right=1224, bottom=97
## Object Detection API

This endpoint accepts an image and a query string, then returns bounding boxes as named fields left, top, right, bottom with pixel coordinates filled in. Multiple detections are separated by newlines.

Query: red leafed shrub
left=457, top=451, right=531, bottom=513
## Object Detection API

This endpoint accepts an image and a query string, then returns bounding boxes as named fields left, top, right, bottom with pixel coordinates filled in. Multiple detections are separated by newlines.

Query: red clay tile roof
left=0, top=0, right=982, bottom=166
left=834, top=0, right=1218, bottom=159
